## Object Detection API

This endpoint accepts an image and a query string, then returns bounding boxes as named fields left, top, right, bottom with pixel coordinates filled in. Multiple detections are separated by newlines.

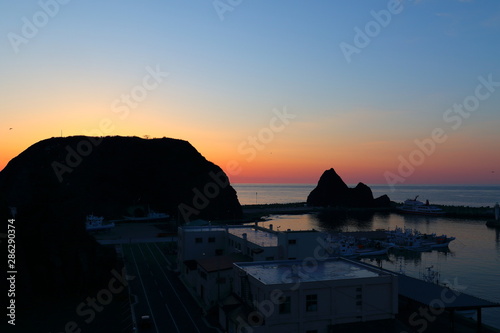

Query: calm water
left=234, top=184, right=500, bottom=329
left=233, top=183, right=500, bottom=207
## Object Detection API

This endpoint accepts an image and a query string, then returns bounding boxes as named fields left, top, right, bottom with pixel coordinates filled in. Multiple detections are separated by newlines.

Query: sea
left=232, top=184, right=500, bottom=330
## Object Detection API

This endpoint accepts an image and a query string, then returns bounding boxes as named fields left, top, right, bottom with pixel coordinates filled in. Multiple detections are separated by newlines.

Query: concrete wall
left=197, top=267, right=234, bottom=308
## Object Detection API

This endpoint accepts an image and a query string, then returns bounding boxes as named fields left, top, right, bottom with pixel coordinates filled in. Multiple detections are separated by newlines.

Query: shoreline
left=239, top=201, right=497, bottom=222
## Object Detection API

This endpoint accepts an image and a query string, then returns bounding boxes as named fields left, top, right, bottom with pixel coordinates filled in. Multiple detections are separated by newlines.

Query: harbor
left=244, top=209, right=500, bottom=331
left=88, top=216, right=500, bottom=332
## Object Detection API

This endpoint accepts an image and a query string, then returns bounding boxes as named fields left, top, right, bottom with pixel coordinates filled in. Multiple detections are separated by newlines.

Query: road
left=122, top=242, right=217, bottom=333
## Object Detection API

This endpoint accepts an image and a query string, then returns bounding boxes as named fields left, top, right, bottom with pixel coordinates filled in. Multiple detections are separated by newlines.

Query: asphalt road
left=122, top=242, right=217, bottom=333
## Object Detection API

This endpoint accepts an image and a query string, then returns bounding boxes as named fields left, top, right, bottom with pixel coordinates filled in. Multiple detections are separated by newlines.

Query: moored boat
left=385, top=227, right=455, bottom=251
left=86, top=215, right=115, bottom=232
left=397, top=196, right=445, bottom=216
left=123, top=210, right=169, bottom=222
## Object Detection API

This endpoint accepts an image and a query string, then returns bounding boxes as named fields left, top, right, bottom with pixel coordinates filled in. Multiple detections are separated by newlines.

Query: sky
left=1, top=0, right=499, bottom=185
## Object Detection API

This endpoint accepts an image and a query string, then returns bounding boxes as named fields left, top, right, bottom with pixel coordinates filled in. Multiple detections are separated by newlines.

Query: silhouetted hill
left=307, top=168, right=390, bottom=208
left=0, top=136, right=241, bottom=305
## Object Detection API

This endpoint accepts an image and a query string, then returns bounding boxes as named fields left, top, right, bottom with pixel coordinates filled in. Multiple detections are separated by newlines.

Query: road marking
left=138, top=244, right=181, bottom=332
left=165, top=303, right=181, bottom=333
left=153, top=242, right=176, bottom=268
left=130, top=245, right=160, bottom=333
left=147, top=243, right=202, bottom=333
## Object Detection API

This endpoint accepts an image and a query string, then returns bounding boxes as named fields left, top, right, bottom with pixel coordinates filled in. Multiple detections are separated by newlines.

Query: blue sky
left=1, top=0, right=499, bottom=184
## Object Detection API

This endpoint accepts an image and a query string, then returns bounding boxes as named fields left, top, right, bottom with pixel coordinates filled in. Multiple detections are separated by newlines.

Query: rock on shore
left=307, top=168, right=390, bottom=208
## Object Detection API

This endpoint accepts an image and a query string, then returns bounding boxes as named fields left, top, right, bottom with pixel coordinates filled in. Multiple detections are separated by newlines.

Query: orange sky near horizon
left=1, top=1, right=500, bottom=186
left=2, top=125, right=499, bottom=186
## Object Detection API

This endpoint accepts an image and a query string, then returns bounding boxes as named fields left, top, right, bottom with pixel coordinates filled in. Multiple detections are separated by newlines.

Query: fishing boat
left=323, top=235, right=391, bottom=258
left=123, top=209, right=169, bottom=222
left=386, top=227, right=429, bottom=251
left=354, top=238, right=392, bottom=256
left=385, top=227, right=455, bottom=251
left=85, top=215, right=115, bottom=232
left=397, top=196, right=445, bottom=216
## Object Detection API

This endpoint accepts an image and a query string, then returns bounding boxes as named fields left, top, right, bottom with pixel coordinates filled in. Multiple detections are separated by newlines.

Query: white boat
left=354, top=239, right=392, bottom=256
left=424, top=234, right=456, bottom=248
left=322, top=235, right=391, bottom=258
left=355, top=246, right=389, bottom=257
left=86, top=215, right=115, bottom=232
left=123, top=209, right=169, bottom=221
left=397, top=196, right=445, bottom=216
left=385, top=227, right=455, bottom=250
left=386, top=227, right=429, bottom=251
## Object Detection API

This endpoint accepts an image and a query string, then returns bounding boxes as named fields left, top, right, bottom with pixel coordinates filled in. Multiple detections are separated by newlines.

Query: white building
left=196, top=253, right=251, bottom=308
left=178, top=224, right=327, bottom=264
left=177, top=224, right=330, bottom=309
left=223, top=258, right=398, bottom=333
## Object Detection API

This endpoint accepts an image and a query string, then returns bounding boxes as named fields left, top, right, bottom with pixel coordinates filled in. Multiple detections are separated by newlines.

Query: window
left=306, top=294, right=317, bottom=312
left=208, top=237, right=215, bottom=243
left=279, top=296, right=291, bottom=314
left=195, top=237, right=202, bottom=244
left=306, top=330, right=318, bottom=333
left=288, top=239, right=297, bottom=245
left=356, top=287, right=363, bottom=311
left=265, top=256, right=275, bottom=261
left=215, top=249, right=223, bottom=256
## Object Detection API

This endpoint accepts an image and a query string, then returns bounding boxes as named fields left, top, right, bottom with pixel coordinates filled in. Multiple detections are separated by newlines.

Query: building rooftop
left=235, top=258, right=387, bottom=285
left=397, top=273, right=500, bottom=310
left=228, top=227, right=279, bottom=247
left=197, top=253, right=252, bottom=273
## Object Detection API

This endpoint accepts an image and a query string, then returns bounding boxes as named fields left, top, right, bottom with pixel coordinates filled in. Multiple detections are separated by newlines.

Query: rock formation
left=0, top=136, right=241, bottom=303
left=306, top=168, right=390, bottom=208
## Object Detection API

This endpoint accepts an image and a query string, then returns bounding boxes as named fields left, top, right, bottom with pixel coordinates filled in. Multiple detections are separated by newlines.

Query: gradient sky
left=1, top=0, right=499, bottom=184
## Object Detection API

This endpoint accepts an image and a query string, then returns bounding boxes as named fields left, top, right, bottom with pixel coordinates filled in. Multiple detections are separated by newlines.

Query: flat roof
left=398, top=274, right=500, bottom=310
left=235, top=258, right=387, bottom=285
left=228, top=227, right=278, bottom=247
left=197, top=253, right=252, bottom=273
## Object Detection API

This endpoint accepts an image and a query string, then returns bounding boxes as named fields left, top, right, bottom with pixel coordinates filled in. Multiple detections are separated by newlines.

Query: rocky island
left=307, top=168, right=391, bottom=208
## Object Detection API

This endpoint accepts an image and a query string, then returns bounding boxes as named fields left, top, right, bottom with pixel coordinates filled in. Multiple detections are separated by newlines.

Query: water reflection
left=254, top=211, right=500, bottom=329
left=310, top=210, right=378, bottom=231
